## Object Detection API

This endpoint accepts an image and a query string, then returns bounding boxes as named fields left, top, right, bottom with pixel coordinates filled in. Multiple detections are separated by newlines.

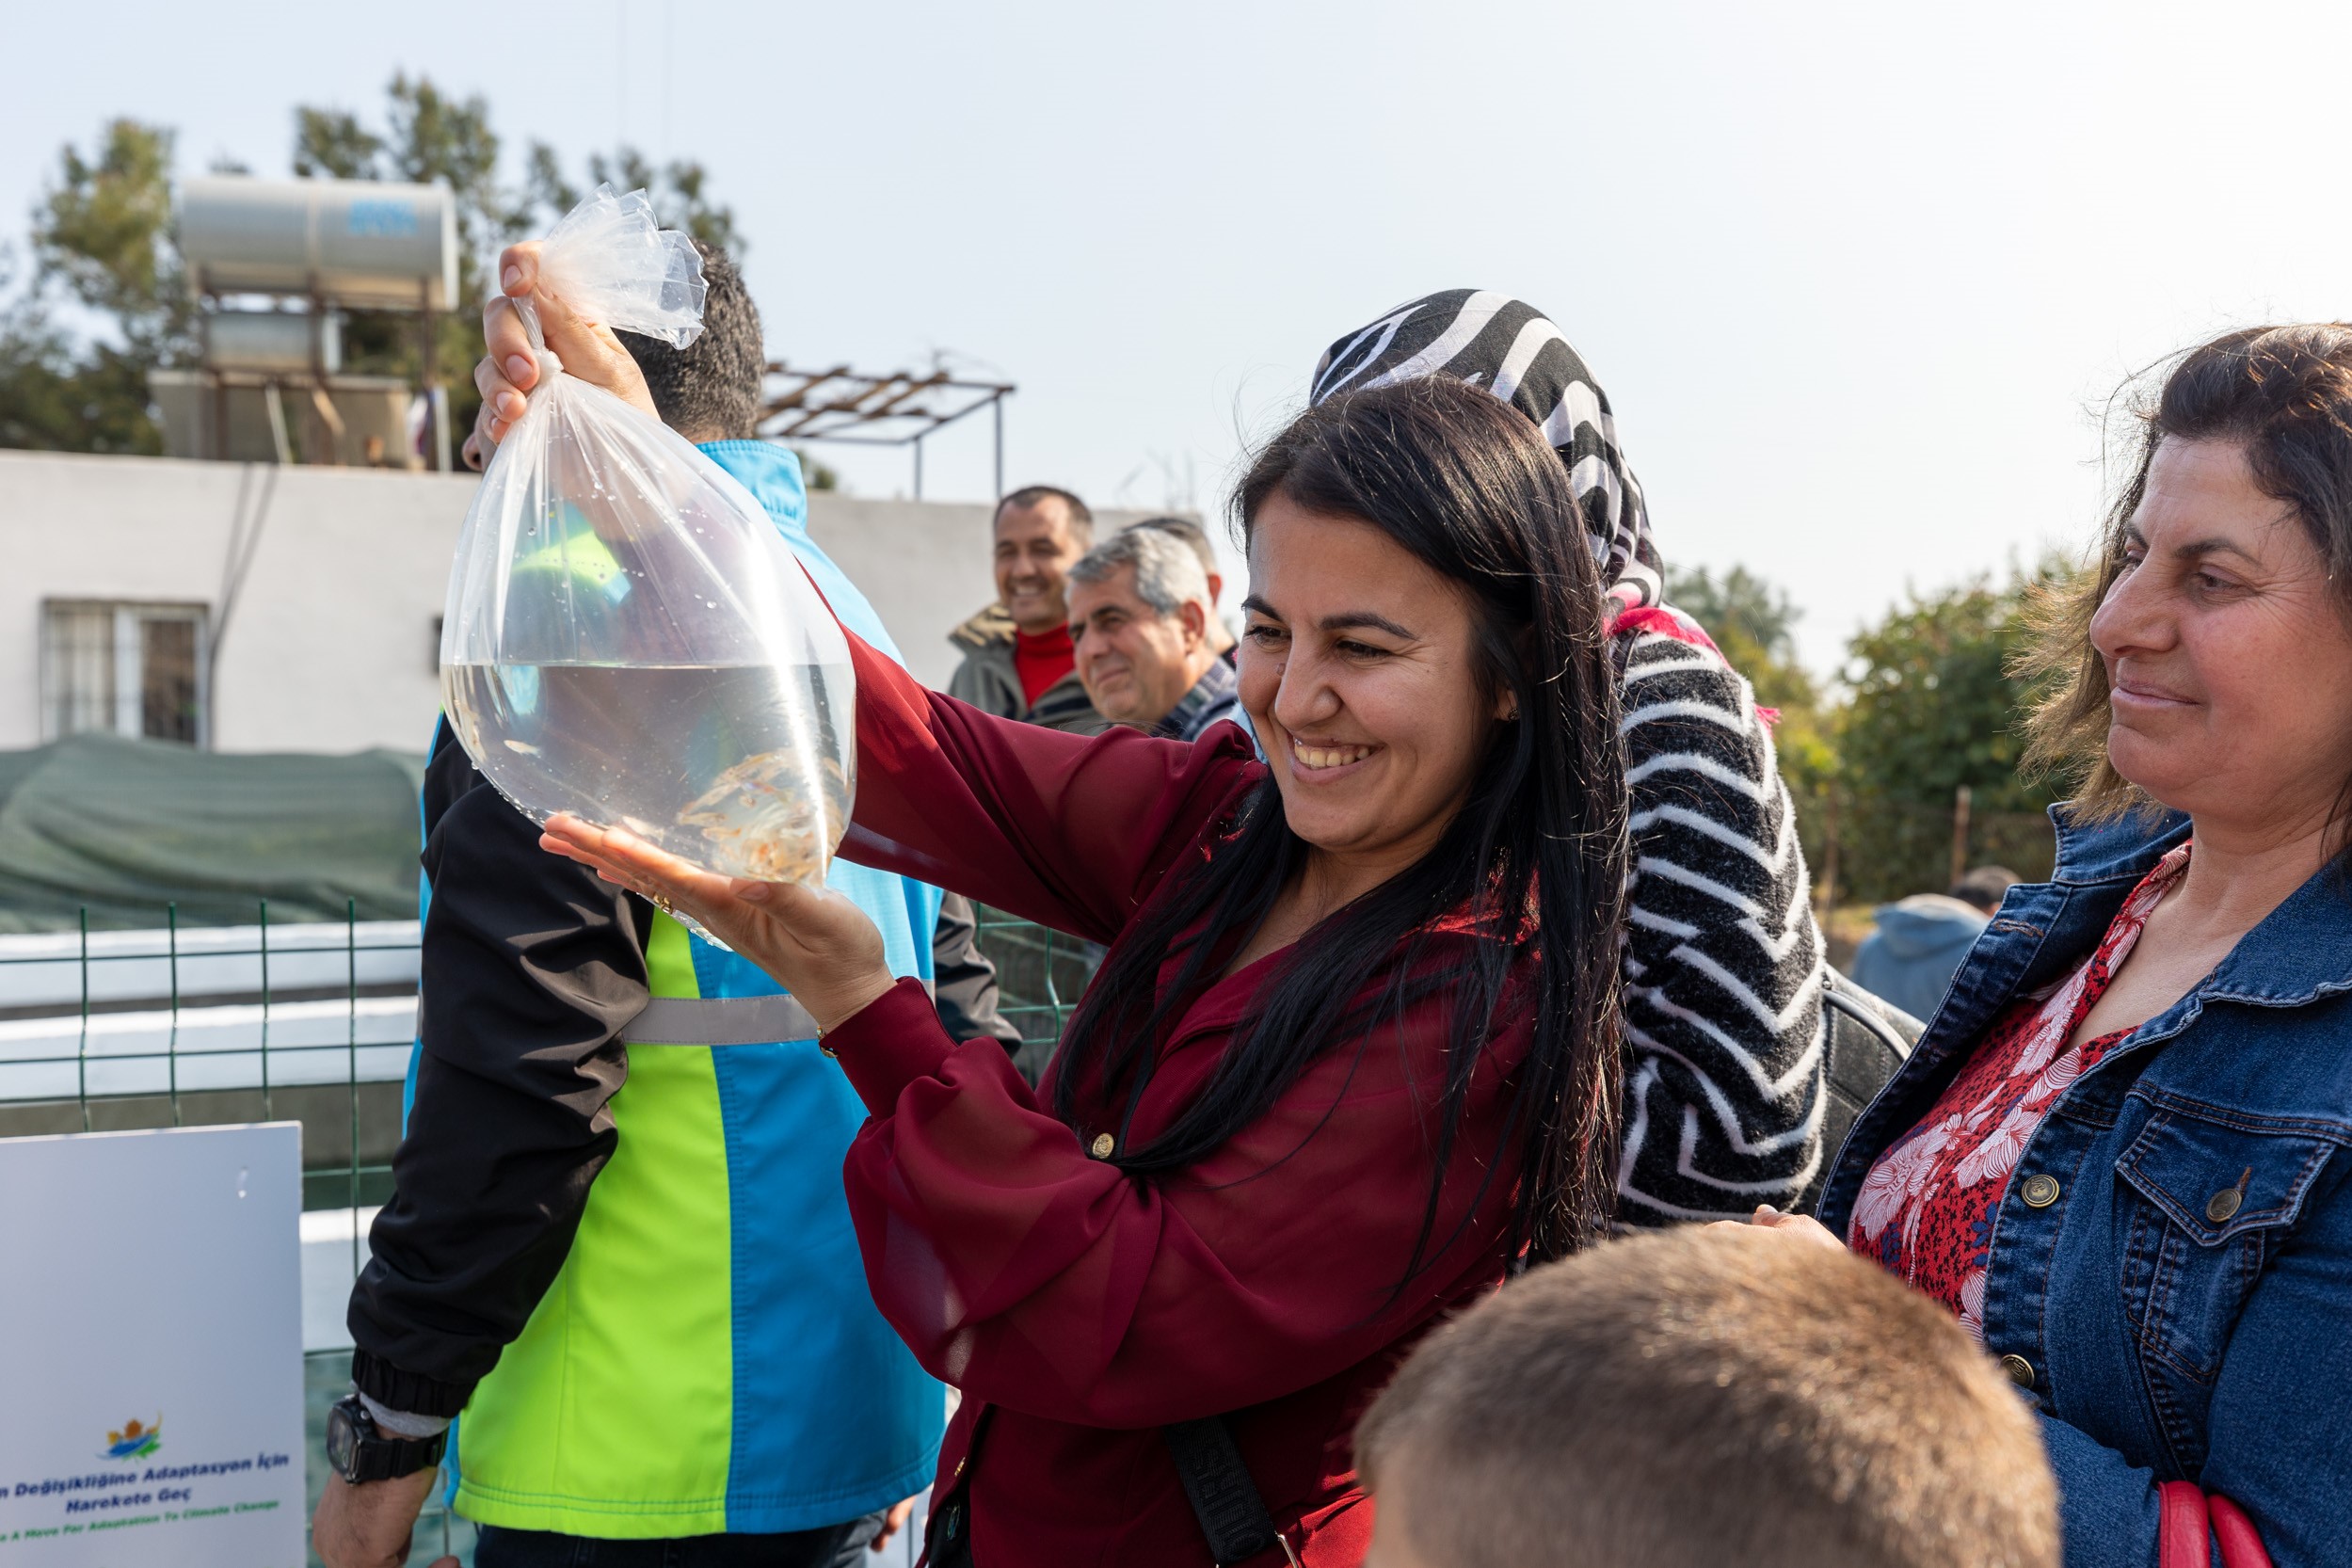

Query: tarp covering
left=0, top=734, right=425, bottom=931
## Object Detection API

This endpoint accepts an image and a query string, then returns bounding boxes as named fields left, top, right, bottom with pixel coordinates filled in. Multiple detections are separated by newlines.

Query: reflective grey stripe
left=617, top=996, right=822, bottom=1048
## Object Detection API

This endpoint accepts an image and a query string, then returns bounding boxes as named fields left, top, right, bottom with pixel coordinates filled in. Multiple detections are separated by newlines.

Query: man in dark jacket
left=946, top=486, right=1105, bottom=732
left=314, top=242, right=1017, bottom=1568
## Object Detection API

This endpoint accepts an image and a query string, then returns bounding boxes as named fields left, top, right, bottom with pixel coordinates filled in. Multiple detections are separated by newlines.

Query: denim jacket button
left=2206, top=1186, right=2244, bottom=1224
left=2021, top=1174, right=2060, bottom=1208
left=1999, top=1354, right=2036, bottom=1389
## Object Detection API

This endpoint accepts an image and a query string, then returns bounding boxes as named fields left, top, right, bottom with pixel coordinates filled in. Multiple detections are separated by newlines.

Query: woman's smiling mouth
left=2110, top=675, right=2197, bottom=710
left=1291, top=738, right=1377, bottom=771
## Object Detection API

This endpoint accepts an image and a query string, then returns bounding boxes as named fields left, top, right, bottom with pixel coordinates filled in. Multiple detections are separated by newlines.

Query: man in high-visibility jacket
left=313, top=243, right=1014, bottom=1568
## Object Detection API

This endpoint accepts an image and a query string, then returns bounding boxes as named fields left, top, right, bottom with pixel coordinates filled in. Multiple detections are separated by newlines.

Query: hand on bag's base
left=541, top=813, right=898, bottom=1035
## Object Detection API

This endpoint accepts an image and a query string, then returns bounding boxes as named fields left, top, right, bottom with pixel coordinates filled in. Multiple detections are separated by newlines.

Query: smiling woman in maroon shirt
left=485, top=254, right=1629, bottom=1567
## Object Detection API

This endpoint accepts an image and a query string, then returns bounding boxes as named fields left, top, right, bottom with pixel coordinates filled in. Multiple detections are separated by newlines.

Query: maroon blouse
left=824, top=630, right=1535, bottom=1567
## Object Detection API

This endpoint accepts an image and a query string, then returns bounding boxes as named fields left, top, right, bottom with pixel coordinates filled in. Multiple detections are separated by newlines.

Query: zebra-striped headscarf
left=1311, top=289, right=1663, bottom=609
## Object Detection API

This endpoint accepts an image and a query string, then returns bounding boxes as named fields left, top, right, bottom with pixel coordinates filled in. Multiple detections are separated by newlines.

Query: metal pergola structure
left=755, top=361, right=1016, bottom=500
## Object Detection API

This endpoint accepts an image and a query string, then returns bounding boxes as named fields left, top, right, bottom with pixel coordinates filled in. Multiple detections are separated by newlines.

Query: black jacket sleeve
left=346, top=720, right=652, bottom=1416
left=930, top=891, right=1021, bottom=1054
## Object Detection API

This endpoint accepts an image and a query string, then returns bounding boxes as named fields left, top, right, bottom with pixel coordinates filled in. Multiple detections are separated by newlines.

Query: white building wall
left=807, top=497, right=1181, bottom=683
left=0, top=452, right=463, bottom=753
left=0, top=450, right=1157, bottom=754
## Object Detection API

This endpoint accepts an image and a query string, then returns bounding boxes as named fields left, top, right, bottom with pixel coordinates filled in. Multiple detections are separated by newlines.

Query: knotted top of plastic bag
left=522, top=184, right=708, bottom=353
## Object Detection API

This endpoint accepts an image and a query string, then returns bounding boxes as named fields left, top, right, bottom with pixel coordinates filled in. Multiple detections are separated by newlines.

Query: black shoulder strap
left=1161, top=1416, right=1287, bottom=1563
left=1790, top=971, right=1924, bottom=1215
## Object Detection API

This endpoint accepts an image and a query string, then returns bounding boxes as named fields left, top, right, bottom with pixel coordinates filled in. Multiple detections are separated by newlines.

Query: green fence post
left=1043, top=927, right=1065, bottom=1025
left=347, top=896, right=360, bottom=1279
left=76, top=907, right=90, bottom=1133
left=167, top=901, right=182, bottom=1128
left=258, top=899, right=273, bottom=1122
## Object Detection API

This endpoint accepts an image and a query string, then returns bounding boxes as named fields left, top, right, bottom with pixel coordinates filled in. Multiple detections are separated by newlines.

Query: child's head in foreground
left=1355, top=1226, right=2058, bottom=1568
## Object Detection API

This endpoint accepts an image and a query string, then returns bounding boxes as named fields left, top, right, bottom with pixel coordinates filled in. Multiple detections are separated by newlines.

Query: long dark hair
left=1053, top=376, right=1629, bottom=1276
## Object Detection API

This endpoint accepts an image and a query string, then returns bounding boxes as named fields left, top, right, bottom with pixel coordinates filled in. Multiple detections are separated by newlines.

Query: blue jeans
left=474, top=1512, right=882, bottom=1568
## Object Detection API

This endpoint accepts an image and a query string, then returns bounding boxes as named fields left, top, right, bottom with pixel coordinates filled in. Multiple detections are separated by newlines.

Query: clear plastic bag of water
left=440, top=185, right=854, bottom=889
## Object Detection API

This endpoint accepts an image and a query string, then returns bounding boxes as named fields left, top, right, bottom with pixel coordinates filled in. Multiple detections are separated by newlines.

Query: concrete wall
left=2, top=451, right=469, bottom=753
left=806, top=494, right=999, bottom=687
left=0, top=449, right=1157, bottom=753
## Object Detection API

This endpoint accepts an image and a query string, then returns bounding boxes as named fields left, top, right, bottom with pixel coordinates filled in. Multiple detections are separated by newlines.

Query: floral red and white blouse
left=1847, top=842, right=2192, bottom=1338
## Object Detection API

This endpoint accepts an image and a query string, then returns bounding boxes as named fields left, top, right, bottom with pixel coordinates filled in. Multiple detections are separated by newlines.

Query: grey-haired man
left=1065, top=528, right=1243, bottom=744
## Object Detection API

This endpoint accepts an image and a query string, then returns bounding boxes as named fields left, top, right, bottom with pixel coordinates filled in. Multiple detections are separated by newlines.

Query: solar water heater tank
left=200, top=309, right=343, bottom=375
left=179, top=176, right=459, bottom=310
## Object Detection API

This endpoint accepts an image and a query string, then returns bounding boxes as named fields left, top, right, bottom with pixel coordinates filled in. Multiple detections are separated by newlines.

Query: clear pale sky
left=7, top=0, right=2348, bottom=672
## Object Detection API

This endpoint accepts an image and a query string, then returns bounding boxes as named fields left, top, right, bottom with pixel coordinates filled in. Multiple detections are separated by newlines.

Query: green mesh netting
left=0, top=734, right=425, bottom=931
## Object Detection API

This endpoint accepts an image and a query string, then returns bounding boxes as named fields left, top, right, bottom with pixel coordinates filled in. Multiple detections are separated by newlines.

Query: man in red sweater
left=947, top=486, right=1106, bottom=733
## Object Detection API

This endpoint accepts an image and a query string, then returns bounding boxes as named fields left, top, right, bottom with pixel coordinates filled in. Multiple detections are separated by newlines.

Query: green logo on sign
left=103, top=1416, right=161, bottom=1462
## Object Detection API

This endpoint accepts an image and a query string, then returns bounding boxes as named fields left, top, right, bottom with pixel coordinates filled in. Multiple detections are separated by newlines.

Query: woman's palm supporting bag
left=440, top=185, right=855, bottom=888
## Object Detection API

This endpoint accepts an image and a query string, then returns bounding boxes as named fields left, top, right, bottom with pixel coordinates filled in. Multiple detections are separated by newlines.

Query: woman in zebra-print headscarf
left=1314, top=289, right=1832, bottom=1226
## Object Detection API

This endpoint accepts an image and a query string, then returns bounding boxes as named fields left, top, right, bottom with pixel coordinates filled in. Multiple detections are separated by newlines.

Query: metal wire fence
left=1793, top=782, right=2059, bottom=911
left=969, top=902, right=1096, bottom=1083
left=0, top=899, right=1094, bottom=1568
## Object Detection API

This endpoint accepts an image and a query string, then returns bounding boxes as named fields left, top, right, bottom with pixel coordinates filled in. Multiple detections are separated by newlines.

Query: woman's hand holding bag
left=540, top=814, right=898, bottom=1036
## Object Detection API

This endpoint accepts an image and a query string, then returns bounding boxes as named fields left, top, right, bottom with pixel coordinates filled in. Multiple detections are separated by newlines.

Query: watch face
left=326, top=1401, right=360, bottom=1478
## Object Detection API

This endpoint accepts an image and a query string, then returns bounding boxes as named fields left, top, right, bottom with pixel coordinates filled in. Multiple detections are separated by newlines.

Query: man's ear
left=1179, top=600, right=1208, bottom=648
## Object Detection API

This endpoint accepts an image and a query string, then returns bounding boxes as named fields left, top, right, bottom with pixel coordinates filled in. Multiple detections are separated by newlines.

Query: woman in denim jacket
left=1749, top=326, right=2352, bottom=1568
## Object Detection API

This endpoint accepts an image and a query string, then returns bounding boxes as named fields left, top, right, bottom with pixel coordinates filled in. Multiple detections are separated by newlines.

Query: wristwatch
left=325, top=1394, right=448, bottom=1483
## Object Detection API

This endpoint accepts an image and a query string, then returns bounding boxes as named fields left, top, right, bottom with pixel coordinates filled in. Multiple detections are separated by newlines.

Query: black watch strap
left=330, top=1394, right=448, bottom=1483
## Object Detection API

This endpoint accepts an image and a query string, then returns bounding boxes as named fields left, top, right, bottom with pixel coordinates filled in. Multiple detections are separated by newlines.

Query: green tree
left=1666, top=564, right=1817, bottom=713
left=33, top=119, right=194, bottom=364
left=1832, top=565, right=2065, bottom=901
left=1665, top=563, right=1799, bottom=659
left=0, top=120, right=190, bottom=452
left=0, top=248, right=163, bottom=453
left=289, top=106, right=384, bottom=183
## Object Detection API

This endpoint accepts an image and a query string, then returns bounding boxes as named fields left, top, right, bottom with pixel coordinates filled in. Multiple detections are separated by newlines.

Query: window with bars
left=40, top=600, right=211, bottom=746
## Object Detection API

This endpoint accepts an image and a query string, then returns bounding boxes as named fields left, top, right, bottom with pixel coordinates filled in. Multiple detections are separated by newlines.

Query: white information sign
left=0, top=1124, right=305, bottom=1566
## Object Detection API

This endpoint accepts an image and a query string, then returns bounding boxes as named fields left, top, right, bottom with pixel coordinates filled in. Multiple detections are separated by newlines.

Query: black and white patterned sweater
left=1610, top=605, right=1828, bottom=1225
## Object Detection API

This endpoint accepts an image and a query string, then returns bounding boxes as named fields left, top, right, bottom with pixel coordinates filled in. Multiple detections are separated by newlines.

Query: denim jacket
left=1817, top=806, right=2352, bottom=1568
